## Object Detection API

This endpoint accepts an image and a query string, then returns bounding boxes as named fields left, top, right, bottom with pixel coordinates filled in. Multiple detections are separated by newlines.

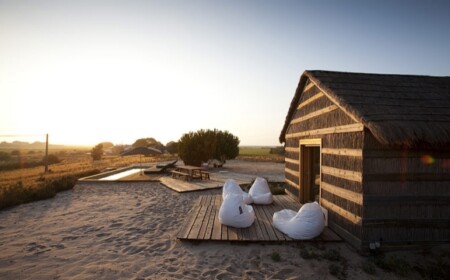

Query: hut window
left=299, top=139, right=322, bottom=204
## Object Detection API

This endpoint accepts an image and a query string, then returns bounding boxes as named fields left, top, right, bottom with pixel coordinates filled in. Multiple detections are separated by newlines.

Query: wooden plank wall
left=362, top=133, right=450, bottom=245
left=284, top=79, right=365, bottom=249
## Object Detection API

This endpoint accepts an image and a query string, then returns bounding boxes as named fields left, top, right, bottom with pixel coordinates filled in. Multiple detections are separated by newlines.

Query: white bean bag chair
left=222, top=179, right=253, bottom=204
left=273, top=202, right=325, bottom=239
left=219, top=193, right=255, bottom=228
left=249, top=177, right=273, bottom=205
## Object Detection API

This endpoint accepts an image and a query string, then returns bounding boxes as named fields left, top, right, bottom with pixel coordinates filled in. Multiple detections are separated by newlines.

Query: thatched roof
left=280, top=70, right=450, bottom=147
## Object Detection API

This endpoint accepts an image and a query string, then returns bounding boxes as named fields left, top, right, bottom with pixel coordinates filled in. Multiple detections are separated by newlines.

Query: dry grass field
left=237, top=147, right=284, bottom=163
left=0, top=154, right=175, bottom=190
left=0, top=149, right=280, bottom=191
left=0, top=147, right=282, bottom=210
left=0, top=153, right=177, bottom=210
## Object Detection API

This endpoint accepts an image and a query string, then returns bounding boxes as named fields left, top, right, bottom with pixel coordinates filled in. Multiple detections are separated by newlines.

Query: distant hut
left=279, top=70, right=450, bottom=250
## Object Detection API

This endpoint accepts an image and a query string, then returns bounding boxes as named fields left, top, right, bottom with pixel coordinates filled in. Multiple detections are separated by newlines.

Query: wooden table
left=171, top=165, right=209, bottom=181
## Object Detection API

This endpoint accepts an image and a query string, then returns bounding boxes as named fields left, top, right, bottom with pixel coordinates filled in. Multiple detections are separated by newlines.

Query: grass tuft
left=270, top=251, right=281, bottom=262
left=300, top=248, right=320, bottom=260
left=328, top=263, right=341, bottom=276
left=0, top=169, right=100, bottom=210
left=323, top=249, right=342, bottom=262
left=362, top=260, right=377, bottom=275
left=374, top=255, right=410, bottom=277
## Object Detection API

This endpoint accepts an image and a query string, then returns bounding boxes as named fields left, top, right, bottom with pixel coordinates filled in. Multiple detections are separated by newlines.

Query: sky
left=1, top=0, right=449, bottom=147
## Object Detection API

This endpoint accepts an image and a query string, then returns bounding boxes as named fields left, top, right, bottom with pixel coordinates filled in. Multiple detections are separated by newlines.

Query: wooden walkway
left=177, top=194, right=341, bottom=242
left=160, top=177, right=223, bottom=192
left=160, top=173, right=256, bottom=193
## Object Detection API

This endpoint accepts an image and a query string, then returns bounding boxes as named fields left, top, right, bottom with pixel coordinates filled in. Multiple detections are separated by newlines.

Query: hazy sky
left=1, top=0, right=449, bottom=146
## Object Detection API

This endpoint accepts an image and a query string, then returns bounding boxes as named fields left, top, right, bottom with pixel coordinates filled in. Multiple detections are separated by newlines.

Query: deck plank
left=197, top=196, right=212, bottom=239
left=211, top=196, right=223, bottom=240
left=176, top=197, right=202, bottom=239
left=227, top=226, right=239, bottom=241
left=221, top=223, right=228, bottom=240
left=276, top=195, right=300, bottom=211
left=253, top=204, right=279, bottom=241
left=261, top=203, right=287, bottom=241
left=204, top=196, right=218, bottom=239
left=252, top=207, right=269, bottom=240
left=187, top=196, right=211, bottom=239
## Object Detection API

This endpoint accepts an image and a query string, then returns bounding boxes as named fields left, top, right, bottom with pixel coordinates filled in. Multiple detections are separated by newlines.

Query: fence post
left=44, top=133, right=49, bottom=173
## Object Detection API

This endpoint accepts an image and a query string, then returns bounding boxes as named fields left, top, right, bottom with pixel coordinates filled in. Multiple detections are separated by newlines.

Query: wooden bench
left=201, top=171, right=210, bottom=180
left=171, top=170, right=191, bottom=181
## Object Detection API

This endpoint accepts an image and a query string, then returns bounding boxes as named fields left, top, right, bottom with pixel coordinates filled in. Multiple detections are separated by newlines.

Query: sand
left=0, top=161, right=440, bottom=279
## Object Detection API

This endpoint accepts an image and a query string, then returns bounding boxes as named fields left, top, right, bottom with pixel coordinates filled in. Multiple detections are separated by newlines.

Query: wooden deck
left=160, top=177, right=223, bottom=192
left=177, top=194, right=342, bottom=242
left=160, top=172, right=257, bottom=193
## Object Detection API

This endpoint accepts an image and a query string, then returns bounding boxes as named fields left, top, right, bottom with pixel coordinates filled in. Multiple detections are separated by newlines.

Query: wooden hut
left=279, top=70, right=450, bottom=250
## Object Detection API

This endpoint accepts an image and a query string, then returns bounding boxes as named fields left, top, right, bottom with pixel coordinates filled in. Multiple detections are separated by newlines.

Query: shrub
left=91, top=144, right=103, bottom=160
left=178, top=129, right=239, bottom=166
left=43, top=154, right=61, bottom=165
left=0, top=160, right=44, bottom=171
left=414, top=257, right=449, bottom=280
left=362, top=260, right=377, bottom=275
left=0, top=151, right=11, bottom=161
left=132, top=138, right=164, bottom=151
left=374, top=255, right=410, bottom=277
left=0, top=169, right=100, bottom=210
left=328, top=263, right=341, bottom=276
left=270, top=251, right=281, bottom=262
left=300, top=248, right=320, bottom=260
left=0, top=181, right=28, bottom=209
left=323, top=249, right=342, bottom=262
left=166, top=141, right=178, bottom=154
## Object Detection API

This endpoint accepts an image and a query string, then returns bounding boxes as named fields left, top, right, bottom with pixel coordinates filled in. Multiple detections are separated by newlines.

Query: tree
left=43, top=154, right=61, bottom=165
left=166, top=141, right=178, bottom=154
left=214, top=130, right=240, bottom=162
left=0, top=151, right=11, bottom=161
left=178, top=129, right=240, bottom=166
left=132, top=138, right=164, bottom=151
left=91, top=144, right=103, bottom=160
left=112, top=144, right=126, bottom=155
left=99, top=142, right=114, bottom=149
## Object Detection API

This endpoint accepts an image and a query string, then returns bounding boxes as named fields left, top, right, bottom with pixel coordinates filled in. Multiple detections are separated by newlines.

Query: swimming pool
left=99, top=168, right=143, bottom=181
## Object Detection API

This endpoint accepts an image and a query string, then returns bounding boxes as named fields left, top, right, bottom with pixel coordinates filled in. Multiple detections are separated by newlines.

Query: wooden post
left=44, top=133, right=49, bottom=173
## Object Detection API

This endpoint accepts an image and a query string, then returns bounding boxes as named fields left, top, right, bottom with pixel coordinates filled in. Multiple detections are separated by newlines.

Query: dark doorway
left=300, top=140, right=321, bottom=203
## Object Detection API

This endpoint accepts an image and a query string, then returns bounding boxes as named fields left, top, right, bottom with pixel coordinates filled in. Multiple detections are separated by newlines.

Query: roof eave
left=279, top=73, right=309, bottom=143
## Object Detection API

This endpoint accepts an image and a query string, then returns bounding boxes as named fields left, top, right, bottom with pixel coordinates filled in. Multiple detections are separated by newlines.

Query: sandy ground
left=0, top=161, right=445, bottom=279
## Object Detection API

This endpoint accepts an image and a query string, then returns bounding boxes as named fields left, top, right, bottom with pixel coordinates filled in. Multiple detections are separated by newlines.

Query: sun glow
left=2, top=1, right=450, bottom=147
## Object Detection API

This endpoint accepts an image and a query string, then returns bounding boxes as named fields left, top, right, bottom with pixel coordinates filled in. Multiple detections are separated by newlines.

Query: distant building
left=279, top=70, right=450, bottom=250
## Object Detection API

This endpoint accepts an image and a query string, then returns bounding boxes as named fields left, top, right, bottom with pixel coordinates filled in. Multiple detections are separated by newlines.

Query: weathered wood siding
left=362, top=133, right=450, bottom=246
left=284, top=79, right=365, bottom=248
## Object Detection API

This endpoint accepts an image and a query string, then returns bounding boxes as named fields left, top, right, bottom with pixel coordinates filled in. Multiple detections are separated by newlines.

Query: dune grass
left=0, top=154, right=177, bottom=210
left=0, top=170, right=99, bottom=210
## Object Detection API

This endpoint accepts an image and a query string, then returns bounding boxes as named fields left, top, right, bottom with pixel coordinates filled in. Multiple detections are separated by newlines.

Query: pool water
left=99, top=168, right=143, bottom=181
